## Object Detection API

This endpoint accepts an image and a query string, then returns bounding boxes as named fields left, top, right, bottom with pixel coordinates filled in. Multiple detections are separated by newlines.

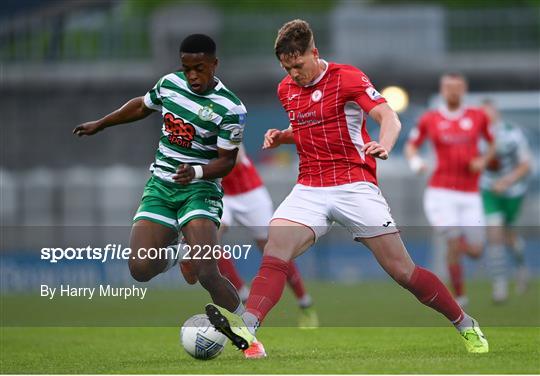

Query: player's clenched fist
left=262, top=129, right=283, bottom=149
left=361, top=141, right=389, bottom=160
left=73, top=121, right=103, bottom=137
left=173, top=164, right=195, bottom=185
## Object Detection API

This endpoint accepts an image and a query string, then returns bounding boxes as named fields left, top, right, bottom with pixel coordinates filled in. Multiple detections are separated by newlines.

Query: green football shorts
left=133, top=175, right=223, bottom=230
left=481, top=190, right=524, bottom=226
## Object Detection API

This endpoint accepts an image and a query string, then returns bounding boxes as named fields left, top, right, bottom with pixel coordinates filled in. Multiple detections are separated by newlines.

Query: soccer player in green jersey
left=481, top=99, right=532, bottom=303
left=73, top=34, right=246, bottom=315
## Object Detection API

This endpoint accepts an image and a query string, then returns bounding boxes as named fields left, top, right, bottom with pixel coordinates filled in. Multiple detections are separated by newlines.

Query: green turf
left=1, top=281, right=539, bottom=373
left=2, top=280, right=539, bottom=327
left=1, top=327, right=539, bottom=374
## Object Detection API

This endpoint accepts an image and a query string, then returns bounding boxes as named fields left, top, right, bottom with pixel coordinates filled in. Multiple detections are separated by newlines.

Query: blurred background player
left=480, top=99, right=532, bottom=303
left=206, top=19, right=489, bottom=358
left=218, top=144, right=319, bottom=328
left=73, top=34, right=246, bottom=316
left=405, top=73, right=495, bottom=307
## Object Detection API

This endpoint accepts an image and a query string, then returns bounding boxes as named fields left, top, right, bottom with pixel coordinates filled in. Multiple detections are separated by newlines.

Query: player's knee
left=263, top=239, right=291, bottom=261
left=390, top=265, right=414, bottom=287
left=128, top=259, right=155, bottom=282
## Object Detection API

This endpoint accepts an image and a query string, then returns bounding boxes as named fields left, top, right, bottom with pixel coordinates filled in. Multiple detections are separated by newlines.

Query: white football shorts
left=271, top=181, right=398, bottom=241
left=221, top=186, right=273, bottom=240
left=423, top=187, right=485, bottom=245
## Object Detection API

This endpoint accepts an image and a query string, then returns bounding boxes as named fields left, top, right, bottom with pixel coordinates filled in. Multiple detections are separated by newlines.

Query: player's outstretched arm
left=173, top=147, right=238, bottom=185
left=493, top=159, right=531, bottom=194
left=363, top=103, right=401, bottom=160
left=262, top=126, right=294, bottom=149
left=73, top=96, right=154, bottom=137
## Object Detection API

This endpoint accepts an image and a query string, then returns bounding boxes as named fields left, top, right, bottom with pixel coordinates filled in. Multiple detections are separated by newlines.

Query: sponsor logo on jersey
left=438, top=121, right=451, bottom=130
left=288, top=93, right=300, bottom=101
left=311, top=89, right=322, bottom=102
left=198, top=105, right=215, bottom=122
left=294, top=110, right=321, bottom=126
left=288, top=111, right=295, bottom=121
left=164, top=112, right=196, bottom=148
left=366, top=87, right=382, bottom=101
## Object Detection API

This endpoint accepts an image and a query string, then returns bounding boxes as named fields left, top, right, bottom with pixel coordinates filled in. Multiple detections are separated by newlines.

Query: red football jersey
left=409, top=106, right=493, bottom=192
left=277, top=61, right=387, bottom=187
left=221, top=154, right=263, bottom=195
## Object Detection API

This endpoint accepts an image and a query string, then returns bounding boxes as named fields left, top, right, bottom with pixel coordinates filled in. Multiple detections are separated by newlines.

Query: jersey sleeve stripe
left=217, top=137, right=241, bottom=150
left=143, top=92, right=161, bottom=110
left=149, top=89, right=162, bottom=105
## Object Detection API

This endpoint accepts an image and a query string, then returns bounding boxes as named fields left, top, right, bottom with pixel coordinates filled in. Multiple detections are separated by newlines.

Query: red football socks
left=405, top=266, right=463, bottom=323
left=217, top=257, right=245, bottom=290
left=287, top=261, right=307, bottom=300
left=246, top=255, right=289, bottom=322
left=448, top=263, right=465, bottom=298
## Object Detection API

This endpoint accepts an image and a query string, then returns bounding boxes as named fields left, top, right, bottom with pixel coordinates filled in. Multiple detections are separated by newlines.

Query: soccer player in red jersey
left=405, top=73, right=496, bottom=307
left=217, top=144, right=319, bottom=328
left=205, top=19, right=489, bottom=358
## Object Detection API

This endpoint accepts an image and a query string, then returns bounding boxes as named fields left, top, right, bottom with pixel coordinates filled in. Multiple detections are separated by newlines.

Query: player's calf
left=128, top=258, right=165, bottom=282
left=195, top=260, right=244, bottom=313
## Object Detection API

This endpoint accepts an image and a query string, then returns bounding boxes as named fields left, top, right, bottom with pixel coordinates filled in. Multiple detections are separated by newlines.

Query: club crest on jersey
left=198, top=105, right=215, bottom=122
left=459, top=117, right=473, bottom=130
left=311, top=90, right=322, bottom=102
left=366, top=87, right=382, bottom=100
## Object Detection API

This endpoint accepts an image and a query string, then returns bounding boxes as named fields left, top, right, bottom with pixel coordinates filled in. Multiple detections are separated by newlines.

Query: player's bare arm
left=262, top=126, right=294, bottom=149
left=362, top=103, right=401, bottom=160
left=73, top=96, right=154, bottom=136
left=493, top=159, right=531, bottom=194
left=233, top=144, right=247, bottom=165
left=173, top=147, right=238, bottom=185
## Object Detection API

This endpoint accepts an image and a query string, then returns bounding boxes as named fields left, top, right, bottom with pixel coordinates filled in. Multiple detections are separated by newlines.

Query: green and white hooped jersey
left=143, top=72, right=247, bottom=185
left=480, top=121, right=531, bottom=197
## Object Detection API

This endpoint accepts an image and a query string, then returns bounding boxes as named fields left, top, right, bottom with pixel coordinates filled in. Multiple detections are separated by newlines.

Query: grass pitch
left=1, top=281, right=539, bottom=374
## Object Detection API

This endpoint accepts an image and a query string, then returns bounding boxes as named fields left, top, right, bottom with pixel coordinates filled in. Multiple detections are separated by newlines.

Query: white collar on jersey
left=303, top=59, right=329, bottom=87
left=438, top=103, right=465, bottom=120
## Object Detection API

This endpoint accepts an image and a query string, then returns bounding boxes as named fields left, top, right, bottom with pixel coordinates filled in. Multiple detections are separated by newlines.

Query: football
left=180, top=314, right=227, bottom=360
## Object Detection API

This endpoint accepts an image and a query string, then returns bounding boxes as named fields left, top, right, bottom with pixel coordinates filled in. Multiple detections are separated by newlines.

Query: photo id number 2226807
left=182, top=244, right=252, bottom=260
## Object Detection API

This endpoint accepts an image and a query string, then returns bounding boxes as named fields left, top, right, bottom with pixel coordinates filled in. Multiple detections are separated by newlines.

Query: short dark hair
left=179, top=34, right=216, bottom=56
left=274, top=19, right=314, bottom=59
